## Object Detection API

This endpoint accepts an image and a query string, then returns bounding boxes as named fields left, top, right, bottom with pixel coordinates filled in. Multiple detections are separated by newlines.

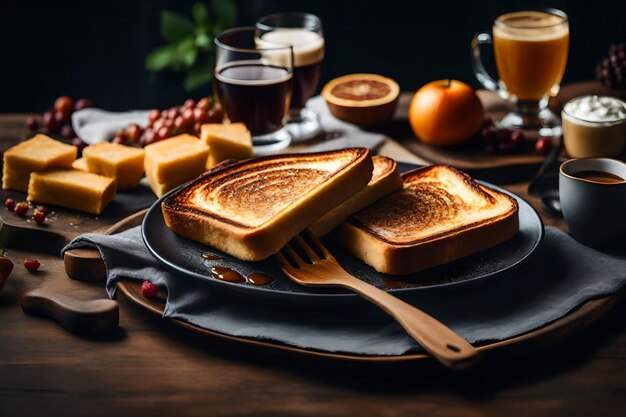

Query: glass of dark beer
left=214, top=27, right=293, bottom=152
left=256, top=13, right=324, bottom=142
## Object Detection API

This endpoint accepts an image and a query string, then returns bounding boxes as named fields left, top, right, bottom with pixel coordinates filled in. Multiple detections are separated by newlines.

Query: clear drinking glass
left=472, top=9, right=569, bottom=137
left=214, top=27, right=294, bottom=152
left=256, top=13, right=324, bottom=142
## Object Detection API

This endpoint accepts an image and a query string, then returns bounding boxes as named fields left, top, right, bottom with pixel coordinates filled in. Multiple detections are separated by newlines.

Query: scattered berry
left=33, top=209, right=46, bottom=225
left=26, top=116, right=39, bottom=131
left=535, top=136, right=552, bottom=155
left=14, top=202, right=28, bottom=216
left=141, top=281, right=159, bottom=298
left=35, top=205, right=48, bottom=215
left=5, top=198, right=15, bottom=211
left=24, top=258, right=41, bottom=272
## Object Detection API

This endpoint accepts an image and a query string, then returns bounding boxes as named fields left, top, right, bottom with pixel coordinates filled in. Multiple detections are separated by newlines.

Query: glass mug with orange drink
left=472, top=9, right=569, bottom=137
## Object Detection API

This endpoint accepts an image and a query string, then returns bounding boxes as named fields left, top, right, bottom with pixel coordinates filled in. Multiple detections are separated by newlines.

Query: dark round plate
left=142, top=163, right=544, bottom=299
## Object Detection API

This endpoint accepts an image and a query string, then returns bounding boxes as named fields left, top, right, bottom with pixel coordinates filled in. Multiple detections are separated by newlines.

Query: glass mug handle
left=471, top=32, right=508, bottom=99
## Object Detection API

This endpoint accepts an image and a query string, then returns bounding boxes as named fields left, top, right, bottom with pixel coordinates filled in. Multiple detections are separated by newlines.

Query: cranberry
left=141, top=281, right=159, bottom=298
left=24, top=258, right=41, bottom=272
left=26, top=116, right=39, bottom=131
left=535, top=136, right=552, bottom=155
left=14, top=202, right=28, bottom=216
left=35, top=205, right=48, bottom=215
left=33, top=209, right=46, bottom=225
left=74, top=98, right=95, bottom=111
left=5, top=198, right=15, bottom=210
left=510, top=130, right=525, bottom=145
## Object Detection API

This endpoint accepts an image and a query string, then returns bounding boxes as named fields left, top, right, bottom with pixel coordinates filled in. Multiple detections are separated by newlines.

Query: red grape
left=112, top=133, right=127, bottom=144
left=60, top=124, right=75, bottom=139
left=43, top=111, right=61, bottom=133
left=54, top=96, right=74, bottom=115
left=139, top=129, right=156, bottom=146
left=535, top=137, right=552, bottom=155
left=174, top=116, right=186, bottom=132
left=26, top=116, right=39, bottom=131
left=157, top=126, right=172, bottom=141
left=152, top=118, right=165, bottom=131
left=197, top=97, right=212, bottom=109
left=193, top=107, right=210, bottom=124
left=183, top=98, right=196, bottom=108
left=74, top=98, right=95, bottom=111
left=163, top=118, right=174, bottom=129
left=71, top=137, right=87, bottom=150
left=193, top=122, right=202, bottom=136
left=206, top=108, right=223, bottom=123
left=126, top=123, right=142, bottom=142
left=148, top=109, right=161, bottom=124
left=54, top=110, right=70, bottom=125
left=166, top=107, right=180, bottom=119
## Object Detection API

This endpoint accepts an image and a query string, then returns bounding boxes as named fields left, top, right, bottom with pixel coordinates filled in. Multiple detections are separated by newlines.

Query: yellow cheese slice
left=201, top=123, right=252, bottom=169
left=3, top=134, right=77, bottom=191
left=27, top=169, right=116, bottom=215
left=83, top=142, right=145, bottom=189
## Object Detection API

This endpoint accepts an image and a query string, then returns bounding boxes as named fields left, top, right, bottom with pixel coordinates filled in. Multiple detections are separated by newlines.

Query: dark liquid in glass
left=291, top=60, right=322, bottom=110
left=215, top=63, right=292, bottom=136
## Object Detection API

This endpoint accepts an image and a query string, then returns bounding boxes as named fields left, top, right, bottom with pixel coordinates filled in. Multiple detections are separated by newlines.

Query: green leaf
left=195, top=33, right=212, bottom=49
left=192, top=2, right=209, bottom=26
left=184, top=59, right=215, bottom=91
left=0, top=248, right=6, bottom=256
left=211, top=0, right=236, bottom=29
left=161, top=10, right=195, bottom=42
left=145, top=44, right=179, bottom=72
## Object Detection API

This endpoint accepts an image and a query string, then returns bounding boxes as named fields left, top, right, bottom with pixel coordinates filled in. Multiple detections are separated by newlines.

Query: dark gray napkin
left=62, top=227, right=626, bottom=356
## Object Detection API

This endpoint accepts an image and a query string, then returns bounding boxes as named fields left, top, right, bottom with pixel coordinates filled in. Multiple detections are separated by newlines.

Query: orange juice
left=493, top=11, right=569, bottom=101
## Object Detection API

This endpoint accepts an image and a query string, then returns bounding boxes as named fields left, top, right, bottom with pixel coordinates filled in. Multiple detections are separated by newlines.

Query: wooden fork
left=275, top=230, right=480, bottom=369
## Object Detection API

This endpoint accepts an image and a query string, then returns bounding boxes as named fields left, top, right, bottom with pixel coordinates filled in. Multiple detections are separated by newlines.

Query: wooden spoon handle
left=21, top=288, right=119, bottom=335
left=337, top=276, right=479, bottom=368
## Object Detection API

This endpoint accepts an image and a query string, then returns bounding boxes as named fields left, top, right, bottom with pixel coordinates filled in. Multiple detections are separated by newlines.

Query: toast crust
left=334, top=165, right=519, bottom=275
left=310, top=156, right=403, bottom=236
left=162, top=148, right=373, bottom=261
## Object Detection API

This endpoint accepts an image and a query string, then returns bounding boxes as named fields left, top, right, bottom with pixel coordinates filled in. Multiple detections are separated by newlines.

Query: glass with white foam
left=256, top=13, right=325, bottom=141
left=562, top=95, right=626, bottom=158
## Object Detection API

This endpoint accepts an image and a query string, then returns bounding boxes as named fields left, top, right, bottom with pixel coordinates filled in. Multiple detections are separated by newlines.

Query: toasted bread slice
left=309, top=156, right=403, bottom=237
left=334, top=165, right=519, bottom=275
left=162, top=148, right=373, bottom=261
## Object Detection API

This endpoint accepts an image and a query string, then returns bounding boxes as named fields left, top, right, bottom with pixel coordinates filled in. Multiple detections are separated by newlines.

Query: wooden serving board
left=390, top=81, right=626, bottom=181
left=0, top=181, right=156, bottom=255
left=65, top=209, right=622, bottom=362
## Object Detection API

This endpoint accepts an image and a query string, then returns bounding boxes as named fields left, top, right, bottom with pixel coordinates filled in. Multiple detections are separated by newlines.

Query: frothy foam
left=494, top=11, right=568, bottom=41
left=563, top=95, right=626, bottom=125
left=256, top=29, right=324, bottom=67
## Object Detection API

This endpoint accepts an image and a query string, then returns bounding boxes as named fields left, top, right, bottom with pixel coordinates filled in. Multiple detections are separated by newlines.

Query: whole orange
left=408, top=79, right=484, bottom=146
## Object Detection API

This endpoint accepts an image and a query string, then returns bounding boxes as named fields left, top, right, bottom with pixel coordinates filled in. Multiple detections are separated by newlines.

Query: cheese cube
left=144, top=134, right=209, bottom=197
left=3, top=134, right=77, bottom=191
left=83, top=142, right=145, bottom=189
left=72, top=158, right=89, bottom=172
left=201, top=123, right=252, bottom=168
left=27, top=169, right=116, bottom=215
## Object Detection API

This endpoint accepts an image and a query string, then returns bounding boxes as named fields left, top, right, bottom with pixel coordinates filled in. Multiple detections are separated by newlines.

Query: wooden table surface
left=0, top=103, right=625, bottom=417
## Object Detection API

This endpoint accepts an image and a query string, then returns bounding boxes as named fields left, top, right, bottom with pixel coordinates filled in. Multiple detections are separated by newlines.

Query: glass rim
left=256, top=12, right=322, bottom=31
left=495, top=8, right=568, bottom=30
left=561, top=95, right=626, bottom=125
left=214, top=26, right=294, bottom=53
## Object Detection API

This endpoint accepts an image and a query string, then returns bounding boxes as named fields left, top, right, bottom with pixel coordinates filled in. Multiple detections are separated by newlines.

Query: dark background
left=0, top=0, right=623, bottom=112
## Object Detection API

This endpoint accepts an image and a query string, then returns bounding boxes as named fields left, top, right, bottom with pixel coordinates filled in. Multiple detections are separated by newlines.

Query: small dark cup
left=559, top=158, right=626, bottom=248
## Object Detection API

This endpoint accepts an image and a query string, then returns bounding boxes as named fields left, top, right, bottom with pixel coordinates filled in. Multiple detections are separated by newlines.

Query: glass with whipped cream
left=562, top=95, right=626, bottom=158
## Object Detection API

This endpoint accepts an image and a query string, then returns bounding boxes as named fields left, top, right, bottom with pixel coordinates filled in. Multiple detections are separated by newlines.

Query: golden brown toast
left=162, top=148, right=373, bottom=261
left=334, top=165, right=519, bottom=275
left=309, top=156, right=403, bottom=236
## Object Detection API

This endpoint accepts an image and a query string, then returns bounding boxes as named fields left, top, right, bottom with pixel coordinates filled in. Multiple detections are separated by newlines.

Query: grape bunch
left=596, top=43, right=626, bottom=90
left=479, top=118, right=552, bottom=155
left=112, top=97, right=224, bottom=147
left=26, top=96, right=95, bottom=149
